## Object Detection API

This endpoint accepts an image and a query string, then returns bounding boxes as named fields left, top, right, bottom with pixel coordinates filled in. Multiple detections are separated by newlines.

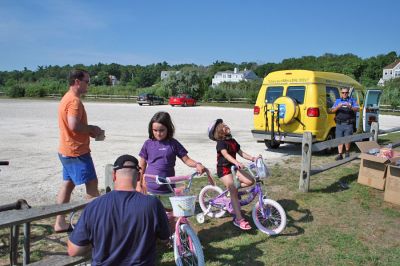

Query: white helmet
left=208, top=119, right=223, bottom=141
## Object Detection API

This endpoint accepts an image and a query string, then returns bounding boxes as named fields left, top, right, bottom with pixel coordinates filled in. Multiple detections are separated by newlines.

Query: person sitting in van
left=330, top=87, right=359, bottom=161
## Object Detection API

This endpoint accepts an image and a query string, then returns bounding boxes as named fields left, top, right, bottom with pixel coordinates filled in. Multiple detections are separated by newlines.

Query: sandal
left=233, top=218, right=252, bottom=230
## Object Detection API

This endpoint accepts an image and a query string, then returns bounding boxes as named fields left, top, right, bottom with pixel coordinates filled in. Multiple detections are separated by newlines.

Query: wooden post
left=299, top=132, right=313, bottom=192
left=23, top=222, right=30, bottom=265
left=104, top=164, right=114, bottom=192
left=370, top=122, right=379, bottom=142
left=10, top=225, right=19, bottom=266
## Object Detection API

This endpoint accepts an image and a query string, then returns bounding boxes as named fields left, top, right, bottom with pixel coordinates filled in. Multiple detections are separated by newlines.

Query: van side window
left=286, top=86, right=305, bottom=104
left=265, top=86, right=283, bottom=103
left=352, top=90, right=364, bottom=107
left=326, top=87, right=339, bottom=108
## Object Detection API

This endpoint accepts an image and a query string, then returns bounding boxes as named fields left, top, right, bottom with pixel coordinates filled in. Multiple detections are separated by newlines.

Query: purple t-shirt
left=139, top=138, right=188, bottom=194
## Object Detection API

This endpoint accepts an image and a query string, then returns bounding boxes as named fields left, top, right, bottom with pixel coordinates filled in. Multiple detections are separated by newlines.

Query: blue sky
left=0, top=0, right=398, bottom=71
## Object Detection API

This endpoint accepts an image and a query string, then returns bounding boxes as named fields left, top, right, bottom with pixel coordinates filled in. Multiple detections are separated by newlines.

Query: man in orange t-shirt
left=54, top=69, right=104, bottom=233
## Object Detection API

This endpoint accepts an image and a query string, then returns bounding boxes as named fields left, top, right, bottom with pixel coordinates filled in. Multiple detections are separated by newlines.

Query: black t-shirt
left=216, top=138, right=240, bottom=167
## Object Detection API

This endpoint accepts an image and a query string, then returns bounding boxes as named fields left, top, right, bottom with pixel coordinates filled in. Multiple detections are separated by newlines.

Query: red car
left=169, top=94, right=196, bottom=107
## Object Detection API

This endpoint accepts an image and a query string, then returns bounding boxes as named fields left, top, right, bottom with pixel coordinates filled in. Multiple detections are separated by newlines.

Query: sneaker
left=335, top=154, right=343, bottom=161
left=345, top=152, right=350, bottom=158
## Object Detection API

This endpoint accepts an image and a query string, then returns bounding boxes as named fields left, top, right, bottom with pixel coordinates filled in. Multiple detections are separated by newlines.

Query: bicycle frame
left=206, top=162, right=272, bottom=219
left=210, top=179, right=265, bottom=213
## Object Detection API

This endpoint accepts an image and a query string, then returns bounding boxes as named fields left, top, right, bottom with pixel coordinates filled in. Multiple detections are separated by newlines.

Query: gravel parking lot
left=0, top=98, right=399, bottom=205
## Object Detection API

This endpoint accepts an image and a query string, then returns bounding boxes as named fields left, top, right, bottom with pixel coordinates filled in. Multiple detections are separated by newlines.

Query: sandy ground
left=0, top=98, right=399, bottom=206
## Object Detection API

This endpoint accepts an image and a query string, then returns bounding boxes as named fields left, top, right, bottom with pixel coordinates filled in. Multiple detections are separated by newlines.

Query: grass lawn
left=1, top=138, right=400, bottom=265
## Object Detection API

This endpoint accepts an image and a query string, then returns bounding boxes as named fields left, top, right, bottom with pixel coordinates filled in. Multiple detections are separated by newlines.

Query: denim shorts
left=335, top=123, right=354, bottom=138
left=58, top=153, right=97, bottom=185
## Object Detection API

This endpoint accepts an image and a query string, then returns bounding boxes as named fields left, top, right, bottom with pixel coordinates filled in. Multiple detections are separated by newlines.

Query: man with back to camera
left=67, top=154, right=170, bottom=265
left=330, top=87, right=359, bottom=161
left=54, top=69, right=104, bottom=233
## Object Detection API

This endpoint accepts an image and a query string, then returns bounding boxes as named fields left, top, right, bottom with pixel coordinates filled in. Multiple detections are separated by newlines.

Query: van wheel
left=324, top=130, right=335, bottom=154
left=265, top=140, right=280, bottom=149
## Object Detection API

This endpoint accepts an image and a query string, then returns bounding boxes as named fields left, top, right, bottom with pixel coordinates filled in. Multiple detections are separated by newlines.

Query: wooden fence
left=380, top=104, right=400, bottom=112
left=47, top=93, right=138, bottom=100
left=206, top=97, right=250, bottom=104
left=299, top=122, right=400, bottom=192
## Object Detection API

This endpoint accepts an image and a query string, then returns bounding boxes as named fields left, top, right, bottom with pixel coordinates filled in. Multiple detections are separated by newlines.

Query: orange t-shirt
left=58, top=90, right=90, bottom=157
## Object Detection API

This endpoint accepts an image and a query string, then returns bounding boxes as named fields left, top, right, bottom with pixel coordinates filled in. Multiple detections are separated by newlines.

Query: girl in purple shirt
left=138, top=111, right=206, bottom=194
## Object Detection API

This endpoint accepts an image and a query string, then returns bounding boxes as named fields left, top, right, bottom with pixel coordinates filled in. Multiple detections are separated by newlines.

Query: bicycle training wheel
left=173, top=224, right=205, bottom=266
left=252, top=198, right=286, bottom=235
left=198, top=185, right=226, bottom=218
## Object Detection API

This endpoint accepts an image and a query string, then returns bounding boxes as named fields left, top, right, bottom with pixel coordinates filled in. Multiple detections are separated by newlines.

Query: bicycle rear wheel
left=174, top=224, right=205, bottom=266
left=252, top=198, right=286, bottom=235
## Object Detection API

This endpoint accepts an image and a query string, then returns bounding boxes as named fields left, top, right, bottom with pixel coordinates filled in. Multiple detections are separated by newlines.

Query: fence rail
left=206, top=97, right=250, bottom=103
left=380, top=104, right=400, bottom=112
left=299, top=122, right=400, bottom=192
left=47, top=93, right=138, bottom=100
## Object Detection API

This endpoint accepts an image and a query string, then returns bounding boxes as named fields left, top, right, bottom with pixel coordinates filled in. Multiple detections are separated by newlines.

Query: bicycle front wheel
left=198, top=185, right=226, bottom=218
left=174, top=224, right=205, bottom=266
left=252, top=198, right=286, bottom=235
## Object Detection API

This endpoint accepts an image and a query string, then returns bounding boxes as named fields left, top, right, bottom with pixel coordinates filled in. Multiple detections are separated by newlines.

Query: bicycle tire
left=173, top=224, right=205, bottom=266
left=252, top=198, right=286, bottom=235
left=198, top=185, right=226, bottom=218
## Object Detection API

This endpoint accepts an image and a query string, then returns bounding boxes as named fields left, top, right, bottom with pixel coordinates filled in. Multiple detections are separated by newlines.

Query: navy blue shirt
left=69, top=191, right=170, bottom=266
left=332, top=97, right=359, bottom=122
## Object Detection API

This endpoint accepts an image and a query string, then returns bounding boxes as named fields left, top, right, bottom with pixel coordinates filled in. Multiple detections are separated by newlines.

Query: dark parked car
left=169, top=94, right=196, bottom=107
left=137, top=93, right=164, bottom=106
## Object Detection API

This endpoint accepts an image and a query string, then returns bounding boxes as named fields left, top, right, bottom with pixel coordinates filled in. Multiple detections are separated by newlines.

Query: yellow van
left=252, top=70, right=381, bottom=148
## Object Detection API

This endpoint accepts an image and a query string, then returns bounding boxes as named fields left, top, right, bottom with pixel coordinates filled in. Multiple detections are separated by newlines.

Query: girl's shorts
left=217, top=166, right=232, bottom=178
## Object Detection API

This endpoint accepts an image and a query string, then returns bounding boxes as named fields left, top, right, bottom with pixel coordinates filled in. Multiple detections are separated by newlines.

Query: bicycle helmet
left=208, top=118, right=223, bottom=141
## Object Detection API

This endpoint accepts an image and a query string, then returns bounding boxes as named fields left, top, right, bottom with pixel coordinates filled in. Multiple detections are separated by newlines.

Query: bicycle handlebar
left=144, top=172, right=198, bottom=185
left=0, top=161, right=9, bottom=166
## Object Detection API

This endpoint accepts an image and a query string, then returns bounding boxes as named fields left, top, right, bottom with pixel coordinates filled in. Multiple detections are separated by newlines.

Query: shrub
left=25, top=84, right=47, bottom=97
left=6, top=85, right=25, bottom=97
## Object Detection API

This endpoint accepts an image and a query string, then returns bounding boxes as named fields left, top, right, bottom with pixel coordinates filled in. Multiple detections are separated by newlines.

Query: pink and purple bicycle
left=196, top=157, right=287, bottom=235
left=145, top=173, right=205, bottom=266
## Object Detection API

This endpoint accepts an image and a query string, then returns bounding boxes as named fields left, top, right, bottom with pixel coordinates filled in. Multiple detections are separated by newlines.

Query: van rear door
left=363, top=89, right=382, bottom=132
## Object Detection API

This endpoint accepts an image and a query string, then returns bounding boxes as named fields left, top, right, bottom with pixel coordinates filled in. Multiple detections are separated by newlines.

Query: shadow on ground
left=277, top=199, right=313, bottom=237
left=309, top=172, right=358, bottom=193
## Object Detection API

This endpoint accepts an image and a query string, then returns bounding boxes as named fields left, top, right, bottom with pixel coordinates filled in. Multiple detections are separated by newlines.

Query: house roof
left=215, top=70, right=254, bottom=75
left=383, top=59, right=400, bottom=69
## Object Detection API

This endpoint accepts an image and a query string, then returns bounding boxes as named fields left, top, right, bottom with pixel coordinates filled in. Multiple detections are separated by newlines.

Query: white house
left=161, top=70, right=180, bottom=80
left=378, top=59, right=400, bottom=86
left=109, top=75, right=118, bottom=86
left=211, top=68, right=260, bottom=87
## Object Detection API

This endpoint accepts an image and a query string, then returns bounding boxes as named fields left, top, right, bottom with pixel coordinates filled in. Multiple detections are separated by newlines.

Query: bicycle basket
left=255, top=158, right=270, bottom=179
left=169, top=195, right=196, bottom=217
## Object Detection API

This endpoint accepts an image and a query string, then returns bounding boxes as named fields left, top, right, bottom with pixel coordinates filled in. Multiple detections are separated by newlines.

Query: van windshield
left=265, top=86, right=283, bottom=103
left=287, top=86, right=305, bottom=104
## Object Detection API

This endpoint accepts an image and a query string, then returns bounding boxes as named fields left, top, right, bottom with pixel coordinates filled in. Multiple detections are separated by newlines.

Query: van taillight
left=307, top=107, right=320, bottom=117
left=254, top=106, right=260, bottom=115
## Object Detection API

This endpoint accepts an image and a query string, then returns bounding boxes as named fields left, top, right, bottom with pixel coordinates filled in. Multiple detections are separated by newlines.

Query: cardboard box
left=355, top=141, right=400, bottom=190
left=384, top=164, right=400, bottom=205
